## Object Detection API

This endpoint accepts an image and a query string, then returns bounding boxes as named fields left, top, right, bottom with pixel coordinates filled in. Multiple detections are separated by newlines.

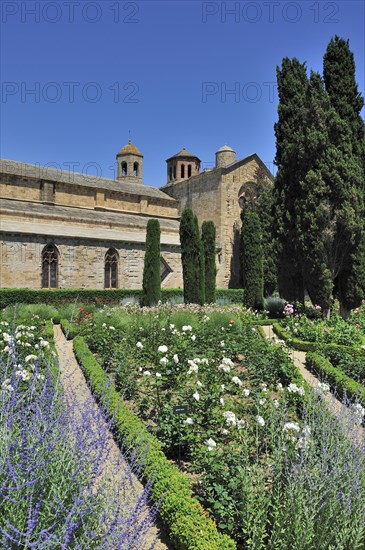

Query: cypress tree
left=195, top=215, right=206, bottom=305
left=180, top=208, right=204, bottom=304
left=241, top=205, right=264, bottom=310
left=272, top=58, right=309, bottom=304
left=202, top=221, right=217, bottom=303
left=324, top=36, right=365, bottom=314
left=142, top=219, right=161, bottom=306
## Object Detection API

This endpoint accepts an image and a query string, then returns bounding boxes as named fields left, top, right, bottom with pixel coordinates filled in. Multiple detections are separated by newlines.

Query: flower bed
left=0, top=317, right=162, bottom=547
left=67, top=304, right=365, bottom=548
left=279, top=304, right=365, bottom=347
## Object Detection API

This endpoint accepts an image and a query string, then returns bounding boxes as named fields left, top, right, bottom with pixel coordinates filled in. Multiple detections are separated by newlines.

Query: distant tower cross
left=128, top=129, right=131, bottom=143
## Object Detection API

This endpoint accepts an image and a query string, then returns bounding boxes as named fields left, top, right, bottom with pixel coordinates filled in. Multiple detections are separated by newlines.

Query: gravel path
left=262, top=325, right=365, bottom=448
left=53, top=324, right=169, bottom=550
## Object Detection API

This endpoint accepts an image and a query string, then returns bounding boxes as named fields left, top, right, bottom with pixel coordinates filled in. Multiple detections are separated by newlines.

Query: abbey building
left=0, top=142, right=273, bottom=290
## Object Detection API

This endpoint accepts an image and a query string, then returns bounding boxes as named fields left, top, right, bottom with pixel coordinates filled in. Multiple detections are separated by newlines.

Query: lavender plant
left=0, top=322, right=159, bottom=549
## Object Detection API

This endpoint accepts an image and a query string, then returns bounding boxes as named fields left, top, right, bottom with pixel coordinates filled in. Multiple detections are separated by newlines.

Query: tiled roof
left=0, top=159, right=176, bottom=202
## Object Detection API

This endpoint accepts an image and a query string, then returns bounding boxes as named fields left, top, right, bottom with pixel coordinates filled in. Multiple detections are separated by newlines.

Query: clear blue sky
left=1, top=0, right=364, bottom=186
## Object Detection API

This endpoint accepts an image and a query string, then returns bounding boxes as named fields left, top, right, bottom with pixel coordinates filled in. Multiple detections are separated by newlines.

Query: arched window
left=42, top=244, right=58, bottom=288
left=104, top=249, right=119, bottom=289
left=173, top=165, right=176, bottom=180
left=188, top=164, right=192, bottom=178
left=169, top=167, right=173, bottom=181
left=122, top=162, right=127, bottom=176
left=181, top=164, right=185, bottom=179
left=133, top=162, right=139, bottom=177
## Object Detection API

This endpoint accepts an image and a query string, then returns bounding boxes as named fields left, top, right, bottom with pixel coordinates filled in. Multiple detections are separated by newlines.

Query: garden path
left=53, top=325, right=169, bottom=550
left=262, top=325, right=365, bottom=448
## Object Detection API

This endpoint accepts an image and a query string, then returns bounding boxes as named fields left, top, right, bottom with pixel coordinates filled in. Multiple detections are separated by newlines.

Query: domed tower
left=116, top=140, right=143, bottom=184
left=215, top=144, right=236, bottom=168
left=166, top=148, right=201, bottom=183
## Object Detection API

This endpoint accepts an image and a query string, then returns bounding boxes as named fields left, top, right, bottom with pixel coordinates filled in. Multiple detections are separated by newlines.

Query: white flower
left=3, top=346, right=10, bottom=353
left=182, top=325, right=192, bottom=332
left=287, top=383, right=305, bottom=396
left=218, top=363, right=231, bottom=373
left=223, top=411, right=236, bottom=427
left=350, top=403, right=364, bottom=425
left=102, top=323, right=107, bottom=328
left=169, top=324, right=175, bottom=330
left=187, top=362, right=199, bottom=374
left=205, top=437, right=217, bottom=451
left=196, top=380, right=203, bottom=388
left=191, top=334, right=196, bottom=341
left=2, top=333, right=12, bottom=343
left=173, top=354, right=179, bottom=363
left=1, top=379, right=13, bottom=392
left=143, top=370, right=151, bottom=376
left=136, top=341, right=144, bottom=349
left=220, top=397, right=225, bottom=406
left=242, top=389, right=250, bottom=397
left=158, top=345, right=168, bottom=353
left=36, top=373, right=45, bottom=381
left=25, top=354, right=38, bottom=363
left=277, top=383, right=283, bottom=391
left=109, top=326, right=115, bottom=331
left=160, top=357, right=168, bottom=365
left=273, top=399, right=280, bottom=409
left=193, top=391, right=200, bottom=401
left=237, top=419, right=245, bottom=430
left=231, top=376, right=243, bottom=387
left=222, top=357, right=234, bottom=367
left=283, top=422, right=300, bottom=434
left=221, top=384, right=225, bottom=391
left=184, top=417, right=193, bottom=425
left=256, top=415, right=265, bottom=427
left=221, top=428, right=229, bottom=435
left=259, top=398, right=266, bottom=405
left=220, top=340, right=225, bottom=347
left=156, top=372, right=162, bottom=378
left=315, top=382, right=330, bottom=396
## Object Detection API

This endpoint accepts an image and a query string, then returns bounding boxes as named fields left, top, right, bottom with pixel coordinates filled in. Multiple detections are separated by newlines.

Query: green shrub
left=142, top=219, right=161, bottom=307
left=306, top=352, right=365, bottom=407
left=202, top=221, right=217, bottom=304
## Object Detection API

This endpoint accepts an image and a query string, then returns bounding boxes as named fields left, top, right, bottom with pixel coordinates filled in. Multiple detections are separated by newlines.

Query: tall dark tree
left=202, top=221, right=217, bottom=303
left=179, top=209, right=204, bottom=304
left=272, top=58, right=309, bottom=304
left=254, top=167, right=277, bottom=296
left=295, top=72, right=363, bottom=317
left=142, top=219, right=161, bottom=306
left=241, top=205, right=264, bottom=310
left=195, top=215, right=206, bottom=305
left=324, top=36, right=365, bottom=314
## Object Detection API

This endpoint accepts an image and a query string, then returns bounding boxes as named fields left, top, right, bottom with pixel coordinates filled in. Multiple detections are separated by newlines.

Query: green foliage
left=306, top=352, right=365, bottom=407
left=142, top=219, right=161, bottom=307
left=202, top=221, right=217, bottom=304
left=273, top=57, right=308, bottom=303
left=72, top=335, right=236, bottom=549
left=180, top=209, right=205, bottom=305
left=241, top=206, right=264, bottom=310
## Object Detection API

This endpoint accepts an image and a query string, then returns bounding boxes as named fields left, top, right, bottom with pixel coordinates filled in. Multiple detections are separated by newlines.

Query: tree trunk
left=339, top=302, right=350, bottom=319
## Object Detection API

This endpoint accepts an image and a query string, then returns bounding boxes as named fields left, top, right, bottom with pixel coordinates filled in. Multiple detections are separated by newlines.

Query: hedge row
left=306, top=352, right=365, bottom=407
left=60, top=319, right=78, bottom=340
left=271, top=321, right=364, bottom=355
left=0, top=288, right=244, bottom=308
left=72, top=335, right=236, bottom=550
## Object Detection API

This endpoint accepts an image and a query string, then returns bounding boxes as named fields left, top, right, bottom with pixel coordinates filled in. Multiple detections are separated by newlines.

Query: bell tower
left=116, top=140, right=143, bottom=184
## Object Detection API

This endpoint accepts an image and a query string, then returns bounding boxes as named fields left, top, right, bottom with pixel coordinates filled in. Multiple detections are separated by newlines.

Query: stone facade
left=0, top=142, right=272, bottom=290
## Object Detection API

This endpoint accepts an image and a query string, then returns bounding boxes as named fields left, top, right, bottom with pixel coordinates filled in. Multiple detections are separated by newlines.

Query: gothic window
left=133, top=162, right=139, bottom=177
left=122, top=162, right=127, bottom=176
left=42, top=244, right=58, bottom=288
left=160, top=256, right=172, bottom=283
left=188, top=164, right=192, bottom=178
left=181, top=164, right=185, bottom=179
left=105, top=248, right=119, bottom=289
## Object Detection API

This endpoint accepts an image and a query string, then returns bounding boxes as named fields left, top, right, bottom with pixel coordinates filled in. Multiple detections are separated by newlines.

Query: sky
left=1, top=0, right=364, bottom=187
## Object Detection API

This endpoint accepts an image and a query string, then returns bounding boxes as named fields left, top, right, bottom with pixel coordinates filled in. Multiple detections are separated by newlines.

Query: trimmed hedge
left=60, top=319, right=78, bottom=340
left=271, top=321, right=365, bottom=355
left=0, top=288, right=244, bottom=308
left=306, top=352, right=365, bottom=407
left=72, top=336, right=236, bottom=550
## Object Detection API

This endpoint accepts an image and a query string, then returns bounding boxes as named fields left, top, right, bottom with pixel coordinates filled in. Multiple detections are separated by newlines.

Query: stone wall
left=0, top=234, right=182, bottom=290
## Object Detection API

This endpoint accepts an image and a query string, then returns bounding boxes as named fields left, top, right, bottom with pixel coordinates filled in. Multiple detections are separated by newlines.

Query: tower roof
left=216, top=144, right=236, bottom=153
left=117, top=140, right=143, bottom=157
left=166, top=148, right=201, bottom=162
